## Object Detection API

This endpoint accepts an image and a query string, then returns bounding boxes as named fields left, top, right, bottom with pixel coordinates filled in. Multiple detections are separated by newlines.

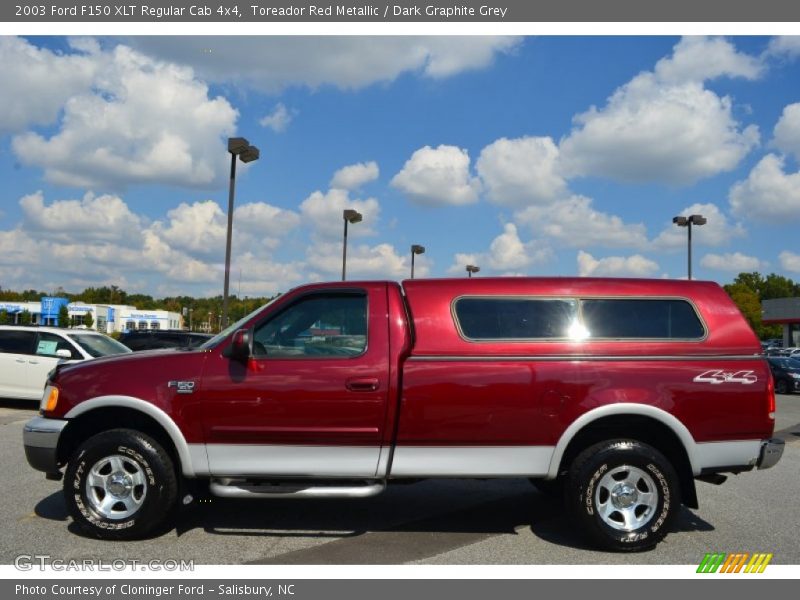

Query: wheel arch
left=548, top=404, right=699, bottom=509
left=61, top=396, right=203, bottom=477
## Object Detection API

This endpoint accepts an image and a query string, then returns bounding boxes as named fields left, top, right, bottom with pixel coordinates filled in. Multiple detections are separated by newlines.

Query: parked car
left=766, top=356, right=800, bottom=394
left=117, top=330, right=212, bottom=351
left=23, top=278, right=783, bottom=551
left=0, top=326, right=130, bottom=401
left=765, top=346, right=789, bottom=357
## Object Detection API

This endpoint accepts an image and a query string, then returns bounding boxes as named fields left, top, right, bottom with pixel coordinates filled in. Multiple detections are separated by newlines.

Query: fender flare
left=546, top=403, right=700, bottom=479
left=64, top=396, right=207, bottom=477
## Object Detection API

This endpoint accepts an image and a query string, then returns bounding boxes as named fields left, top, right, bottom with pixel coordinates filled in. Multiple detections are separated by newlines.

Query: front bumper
left=23, top=417, right=68, bottom=475
left=757, top=438, right=785, bottom=470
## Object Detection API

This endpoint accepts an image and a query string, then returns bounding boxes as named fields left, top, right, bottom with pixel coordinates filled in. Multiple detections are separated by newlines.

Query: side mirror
left=224, top=328, right=252, bottom=362
left=56, top=349, right=72, bottom=359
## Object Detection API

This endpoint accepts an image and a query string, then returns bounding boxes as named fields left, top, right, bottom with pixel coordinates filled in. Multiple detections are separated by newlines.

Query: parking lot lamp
left=342, top=209, right=363, bottom=281
left=223, top=137, right=260, bottom=329
left=410, top=245, right=425, bottom=279
left=466, top=265, right=480, bottom=278
left=672, top=214, right=707, bottom=280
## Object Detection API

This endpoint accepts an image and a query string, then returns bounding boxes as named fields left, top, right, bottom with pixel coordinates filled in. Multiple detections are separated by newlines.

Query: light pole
left=223, top=137, right=259, bottom=329
left=672, top=214, right=707, bottom=280
left=466, top=264, right=480, bottom=278
left=342, top=209, right=362, bottom=281
left=410, top=244, right=425, bottom=279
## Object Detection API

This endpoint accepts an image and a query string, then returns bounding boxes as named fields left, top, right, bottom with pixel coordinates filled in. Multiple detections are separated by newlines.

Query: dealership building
left=762, top=297, right=800, bottom=347
left=0, top=297, right=183, bottom=333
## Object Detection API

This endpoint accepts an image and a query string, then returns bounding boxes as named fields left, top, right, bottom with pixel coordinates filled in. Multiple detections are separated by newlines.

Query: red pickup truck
left=23, top=277, right=783, bottom=551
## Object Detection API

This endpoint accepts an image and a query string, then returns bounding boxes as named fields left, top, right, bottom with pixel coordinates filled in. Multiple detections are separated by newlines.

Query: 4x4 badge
left=693, top=370, right=757, bottom=385
left=168, top=380, right=196, bottom=394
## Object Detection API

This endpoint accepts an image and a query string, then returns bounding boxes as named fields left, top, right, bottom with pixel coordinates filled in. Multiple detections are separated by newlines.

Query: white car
left=0, top=326, right=131, bottom=401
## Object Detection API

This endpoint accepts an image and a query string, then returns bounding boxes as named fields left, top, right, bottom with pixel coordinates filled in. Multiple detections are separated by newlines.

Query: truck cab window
left=252, top=293, right=367, bottom=358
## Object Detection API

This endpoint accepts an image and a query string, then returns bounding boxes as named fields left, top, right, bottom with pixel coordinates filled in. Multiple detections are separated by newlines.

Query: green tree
left=761, top=274, right=796, bottom=300
left=57, top=305, right=70, bottom=328
left=725, top=283, right=764, bottom=336
left=84, top=310, right=94, bottom=329
left=19, top=310, right=32, bottom=326
left=0, top=310, right=8, bottom=325
left=732, top=272, right=764, bottom=295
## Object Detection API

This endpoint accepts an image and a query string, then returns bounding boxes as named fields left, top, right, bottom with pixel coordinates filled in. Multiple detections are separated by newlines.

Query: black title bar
left=7, top=0, right=800, bottom=22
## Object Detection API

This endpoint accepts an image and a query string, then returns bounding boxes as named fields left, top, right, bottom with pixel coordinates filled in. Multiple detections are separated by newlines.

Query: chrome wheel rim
left=594, top=465, right=658, bottom=532
left=85, top=454, right=147, bottom=520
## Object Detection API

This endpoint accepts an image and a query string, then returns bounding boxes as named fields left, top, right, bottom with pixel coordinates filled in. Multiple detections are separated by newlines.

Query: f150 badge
left=168, top=380, right=196, bottom=394
left=693, top=370, right=757, bottom=385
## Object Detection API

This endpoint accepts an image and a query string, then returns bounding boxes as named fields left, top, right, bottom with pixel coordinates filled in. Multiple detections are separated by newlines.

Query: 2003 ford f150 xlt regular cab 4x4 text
left=23, top=277, right=784, bottom=551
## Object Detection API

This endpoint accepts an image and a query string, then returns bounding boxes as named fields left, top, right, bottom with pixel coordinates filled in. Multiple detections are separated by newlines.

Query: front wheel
left=64, top=429, right=178, bottom=540
left=776, top=379, right=789, bottom=395
left=565, top=439, right=680, bottom=552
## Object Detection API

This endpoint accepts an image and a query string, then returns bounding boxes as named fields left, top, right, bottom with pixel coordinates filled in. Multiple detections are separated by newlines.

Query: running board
left=209, top=479, right=386, bottom=499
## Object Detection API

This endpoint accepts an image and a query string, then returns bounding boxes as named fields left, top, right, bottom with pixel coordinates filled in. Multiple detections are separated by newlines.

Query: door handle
left=346, top=377, right=380, bottom=392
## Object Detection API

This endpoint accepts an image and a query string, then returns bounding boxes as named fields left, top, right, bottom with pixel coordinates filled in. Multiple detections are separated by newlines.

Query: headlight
left=40, top=385, right=59, bottom=412
left=791, top=373, right=800, bottom=379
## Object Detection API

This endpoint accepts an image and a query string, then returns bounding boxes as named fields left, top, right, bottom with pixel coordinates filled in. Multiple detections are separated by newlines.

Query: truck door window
left=454, top=297, right=577, bottom=340
left=252, top=293, right=367, bottom=358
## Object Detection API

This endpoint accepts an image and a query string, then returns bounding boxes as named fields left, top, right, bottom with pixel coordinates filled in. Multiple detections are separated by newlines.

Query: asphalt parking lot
left=1, top=397, right=798, bottom=565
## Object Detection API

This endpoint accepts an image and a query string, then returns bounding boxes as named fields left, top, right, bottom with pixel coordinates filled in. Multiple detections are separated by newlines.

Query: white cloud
left=391, top=145, right=481, bottom=206
left=300, top=188, right=380, bottom=238
left=577, top=250, right=659, bottom=277
left=306, top=241, right=426, bottom=280
left=476, top=136, right=566, bottom=206
left=259, top=103, right=295, bottom=133
left=653, top=36, right=763, bottom=83
left=151, top=201, right=226, bottom=259
left=767, top=36, right=800, bottom=59
left=651, top=202, right=745, bottom=249
left=779, top=251, right=800, bottom=273
left=729, top=154, right=800, bottom=222
left=234, top=202, right=301, bottom=238
left=0, top=37, right=98, bottom=134
left=516, top=195, right=648, bottom=249
left=700, top=252, right=766, bottom=272
left=447, top=223, right=553, bottom=274
left=773, top=102, right=800, bottom=160
left=150, top=199, right=301, bottom=260
left=560, top=37, right=760, bottom=185
left=18, top=190, right=143, bottom=246
left=231, top=252, right=305, bottom=297
left=330, top=161, right=380, bottom=191
left=126, top=36, right=522, bottom=92
left=0, top=191, right=305, bottom=296
left=11, top=44, right=237, bottom=189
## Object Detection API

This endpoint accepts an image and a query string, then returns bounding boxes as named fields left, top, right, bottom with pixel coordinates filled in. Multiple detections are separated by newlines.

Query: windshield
left=199, top=302, right=271, bottom=350
left=68, top=333, right=132, bottom=358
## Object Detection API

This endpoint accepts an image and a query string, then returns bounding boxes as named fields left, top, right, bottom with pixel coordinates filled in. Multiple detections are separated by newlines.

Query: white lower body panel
left=693, top=440, right=761, bottom=473
left=191, top=440, right=763, bottom=480
left=389, top=446, right=555, bottom=477
left=204, top=444, right=382, bottom=478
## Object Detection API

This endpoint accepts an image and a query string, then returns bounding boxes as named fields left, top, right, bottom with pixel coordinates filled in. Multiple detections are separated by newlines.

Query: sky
left=0, top=35, right=799, bottom=298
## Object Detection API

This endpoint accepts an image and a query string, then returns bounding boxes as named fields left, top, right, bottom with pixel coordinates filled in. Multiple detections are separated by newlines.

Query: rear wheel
left=565, top=439, right=680, bottom=552
left=64, top=429, right=178, bottom=540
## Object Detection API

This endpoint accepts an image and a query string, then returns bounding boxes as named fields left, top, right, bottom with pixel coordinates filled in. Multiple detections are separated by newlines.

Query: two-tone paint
left=33, top=277, right=777, bottom=486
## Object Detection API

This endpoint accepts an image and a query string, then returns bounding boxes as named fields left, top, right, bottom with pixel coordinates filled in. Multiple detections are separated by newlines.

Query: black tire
left=776, top=379, right=789, bottom=395
left=565, top=439, right=680, bottom=552
left=64, top=429, right=178, bottom=540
